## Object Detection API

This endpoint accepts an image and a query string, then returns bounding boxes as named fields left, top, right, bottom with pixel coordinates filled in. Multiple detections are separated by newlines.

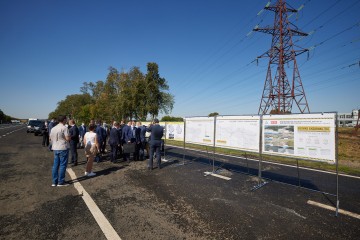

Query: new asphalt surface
left=1, top=124, right=359, bottom=239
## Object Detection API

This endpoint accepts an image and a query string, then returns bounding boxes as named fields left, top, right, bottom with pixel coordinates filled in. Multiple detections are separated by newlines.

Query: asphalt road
left=1, top=124, right=359, bottom=239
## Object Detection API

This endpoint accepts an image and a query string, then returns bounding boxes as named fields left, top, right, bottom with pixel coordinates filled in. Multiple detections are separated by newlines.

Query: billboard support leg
left=297, top=158, right=301, bottom=187
left=251, top=115, right=268, bottom=191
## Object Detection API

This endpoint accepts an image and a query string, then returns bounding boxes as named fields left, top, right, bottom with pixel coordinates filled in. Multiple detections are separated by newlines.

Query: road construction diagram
left=263, top=113, right=336, bottom=163
left=185, top=117, right=214, bottom=146
left=166, top=122, right=184, bottom=141
left=215, top=116, right=260, bottom=152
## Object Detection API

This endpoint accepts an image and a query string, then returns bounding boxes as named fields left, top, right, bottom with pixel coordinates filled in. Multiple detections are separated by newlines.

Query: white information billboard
left=185, top=117, right=215, bottom=146
left=215, top=115, right=260, bottom=152
left=262, top=113, right=336, bottom=163
left=166, top=122, right=184, bottom=141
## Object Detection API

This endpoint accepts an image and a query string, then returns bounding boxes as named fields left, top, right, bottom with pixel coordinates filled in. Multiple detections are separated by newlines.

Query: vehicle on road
left=27, top=120, right=43, bottom=133
left=33, top=120, right=49, bottom=136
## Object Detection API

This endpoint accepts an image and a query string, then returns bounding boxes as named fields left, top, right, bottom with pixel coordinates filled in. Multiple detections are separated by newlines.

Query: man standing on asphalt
left=49, top=115, right=71, bottom=187
left=109, top=121, right=121, bottom=162
left=69, top=119, right=79, bottom=166
left=146, top=118, right=164, bottom=170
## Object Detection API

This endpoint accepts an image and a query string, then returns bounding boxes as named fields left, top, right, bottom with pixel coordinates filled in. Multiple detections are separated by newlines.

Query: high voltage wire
left=174, top=1, right=272, bottom=90
left=210, top=70, right=359, bottom=114
left=341, top=61, right=360, bottom=69
left=176, top=0, right=323, bottom=93
left=174, top=1, right=359, bottom=114
left=300, top=0, right=342, bottom=29
left=307, top=21, right=360, bottom=51
left=297, top=0, right=360, bottom=43
left=179, top=68, right=267, bottom=109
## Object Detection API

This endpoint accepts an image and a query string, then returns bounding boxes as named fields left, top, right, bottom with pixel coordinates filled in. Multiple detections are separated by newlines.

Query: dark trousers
left=148, top=142, right=161, bottom=169
left=70, top=141, right=78, bottom=164
left=110, top=144, right=118, bottom=162
left=138, top=141, right=147, bottom=160
left=134, top=142, right=141, bottom=160
left=102, top=138, right=107, bottom=153
left=98, top=140, right=104, bottom=154
left=42, top=133, right=49, bottom=146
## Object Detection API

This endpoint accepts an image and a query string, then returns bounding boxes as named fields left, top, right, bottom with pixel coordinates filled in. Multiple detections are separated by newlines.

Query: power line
left=173, top=1, right=272, bottom=90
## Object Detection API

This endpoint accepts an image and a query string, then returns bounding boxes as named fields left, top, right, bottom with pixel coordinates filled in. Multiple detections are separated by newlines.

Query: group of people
left=48, top=115, right=164, bottom=187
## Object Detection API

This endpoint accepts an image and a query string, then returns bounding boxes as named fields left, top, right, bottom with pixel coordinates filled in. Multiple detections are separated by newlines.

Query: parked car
left=27, top=120, right=43, bottom=133
left=34, top=121, right=46, bottom=136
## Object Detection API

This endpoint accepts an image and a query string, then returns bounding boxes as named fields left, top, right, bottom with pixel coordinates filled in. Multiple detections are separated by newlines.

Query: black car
left=27, top=120, right=44, bottom=134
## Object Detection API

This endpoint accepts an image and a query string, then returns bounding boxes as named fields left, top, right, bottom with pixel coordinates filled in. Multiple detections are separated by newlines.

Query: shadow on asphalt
left=68, top=166, right=124, bottom=184
left=164, top=149, right=324, bottom=194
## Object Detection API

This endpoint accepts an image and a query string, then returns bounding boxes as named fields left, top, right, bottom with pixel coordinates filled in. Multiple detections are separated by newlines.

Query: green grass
left=165, top=133, right=360, bottom=176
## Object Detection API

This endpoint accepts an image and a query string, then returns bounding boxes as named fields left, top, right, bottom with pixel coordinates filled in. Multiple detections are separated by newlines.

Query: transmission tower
left=254, top=0, right=310, bottom=114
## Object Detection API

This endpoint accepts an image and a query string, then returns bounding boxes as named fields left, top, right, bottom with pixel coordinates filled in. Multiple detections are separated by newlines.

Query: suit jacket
left=109, top=127, right=121, bottom=146
left=96, top=124, right=106, bottom=142
left=69, top=125, right=79, bottom=143
left=121, top=125, right=133, bottom=143
left=135, top=127, right=141, bottom=144
left=147, top=124, right=164, bottom=146
left=139, top=125, right=147, bottom=142
left=79, top=125, right=87, bottom=138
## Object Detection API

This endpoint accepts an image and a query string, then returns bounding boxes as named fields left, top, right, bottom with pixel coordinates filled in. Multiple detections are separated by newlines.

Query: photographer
left=146, top=119, right=164, bottom=170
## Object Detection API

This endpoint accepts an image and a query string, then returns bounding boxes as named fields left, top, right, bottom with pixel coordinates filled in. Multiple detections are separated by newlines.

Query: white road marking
left=307, top=200, right=360, bottom=219
left=168, top=145, right=360, bottom=180
left=204, top=171, right=231, bottom=180
left=67, top=168, right=121, bottom=240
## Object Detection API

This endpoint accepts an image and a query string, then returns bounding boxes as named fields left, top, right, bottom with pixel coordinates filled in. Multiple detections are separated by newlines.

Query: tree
left=161, top=116, right=184, bottom=122
left=145, top=62, right=174, bottom=120
left=49, top=63, right=175, bottom=123
left=208, top=112, right=219, bottom=117
left=130, top=67, right=147, bottom=120
left=49, top=94, right=93, bottom=122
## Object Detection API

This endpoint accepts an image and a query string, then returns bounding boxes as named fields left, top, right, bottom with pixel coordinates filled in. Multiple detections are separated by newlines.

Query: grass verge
left=165, top=127, right=360, bottom=176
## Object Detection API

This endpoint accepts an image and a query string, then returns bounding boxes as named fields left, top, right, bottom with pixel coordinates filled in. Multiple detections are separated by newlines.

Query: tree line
left=0, top=109, right=14, bottom=123
left=49, top=62, right=175, bottom=124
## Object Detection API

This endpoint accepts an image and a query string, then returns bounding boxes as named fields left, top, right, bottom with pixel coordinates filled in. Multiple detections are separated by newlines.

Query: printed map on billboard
left=185, top=117, right=215, bottom=146
left=262, top=113, right=336, bottom=163
left=215, top=115, right=260, bottom=152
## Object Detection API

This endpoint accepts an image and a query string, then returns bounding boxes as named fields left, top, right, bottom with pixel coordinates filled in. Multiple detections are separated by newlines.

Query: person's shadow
left=68, top=166, right=124, bottom=184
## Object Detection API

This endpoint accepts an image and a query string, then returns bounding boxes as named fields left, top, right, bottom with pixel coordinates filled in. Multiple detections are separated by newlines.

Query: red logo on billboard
left=271, top=121, right=277, bottom=124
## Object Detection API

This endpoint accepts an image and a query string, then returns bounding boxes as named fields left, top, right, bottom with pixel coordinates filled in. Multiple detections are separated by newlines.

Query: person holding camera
left=146, top=118, right=164, bottom=170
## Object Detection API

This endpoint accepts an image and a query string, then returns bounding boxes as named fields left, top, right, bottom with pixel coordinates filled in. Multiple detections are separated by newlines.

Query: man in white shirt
left=49, top=115, right=71, bottom=187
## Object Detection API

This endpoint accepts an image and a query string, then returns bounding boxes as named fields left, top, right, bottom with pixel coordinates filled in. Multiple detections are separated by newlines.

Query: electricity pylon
left=254, top=0, right=310, bottom=114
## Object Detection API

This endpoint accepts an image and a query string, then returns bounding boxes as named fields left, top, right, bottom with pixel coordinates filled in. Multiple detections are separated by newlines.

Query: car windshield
left=28, top=120, right=43, bottom=126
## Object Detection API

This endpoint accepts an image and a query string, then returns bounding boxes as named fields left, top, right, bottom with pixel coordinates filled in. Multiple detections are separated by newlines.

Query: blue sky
left=0, top=0, right=359, bottom=119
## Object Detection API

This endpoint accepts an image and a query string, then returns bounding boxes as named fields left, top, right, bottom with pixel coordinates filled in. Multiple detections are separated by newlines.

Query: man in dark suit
left=95, top=120, right=106, bottom=162
left=136, top=121, right=147, bottom=160
left=69, top=119, right=80, bottom=166
left=121, top=121, right=134, bottom=161
left=109, top=121, right=121, bottom=163
left=146, top=118, right=164, bottom=170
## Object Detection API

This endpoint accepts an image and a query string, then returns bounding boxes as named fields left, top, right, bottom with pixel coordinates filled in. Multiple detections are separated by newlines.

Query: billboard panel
left=262, top=113, right=336, bottom=163
left=215, top=115, right=260, bottom=152
left=166, top=122, right=184, bottom=141
left=185, top=117, right=215, bottom=146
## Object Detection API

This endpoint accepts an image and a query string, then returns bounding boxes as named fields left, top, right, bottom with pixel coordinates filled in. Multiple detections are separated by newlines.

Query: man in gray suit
left=146, top=118, right=164, bottom=170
